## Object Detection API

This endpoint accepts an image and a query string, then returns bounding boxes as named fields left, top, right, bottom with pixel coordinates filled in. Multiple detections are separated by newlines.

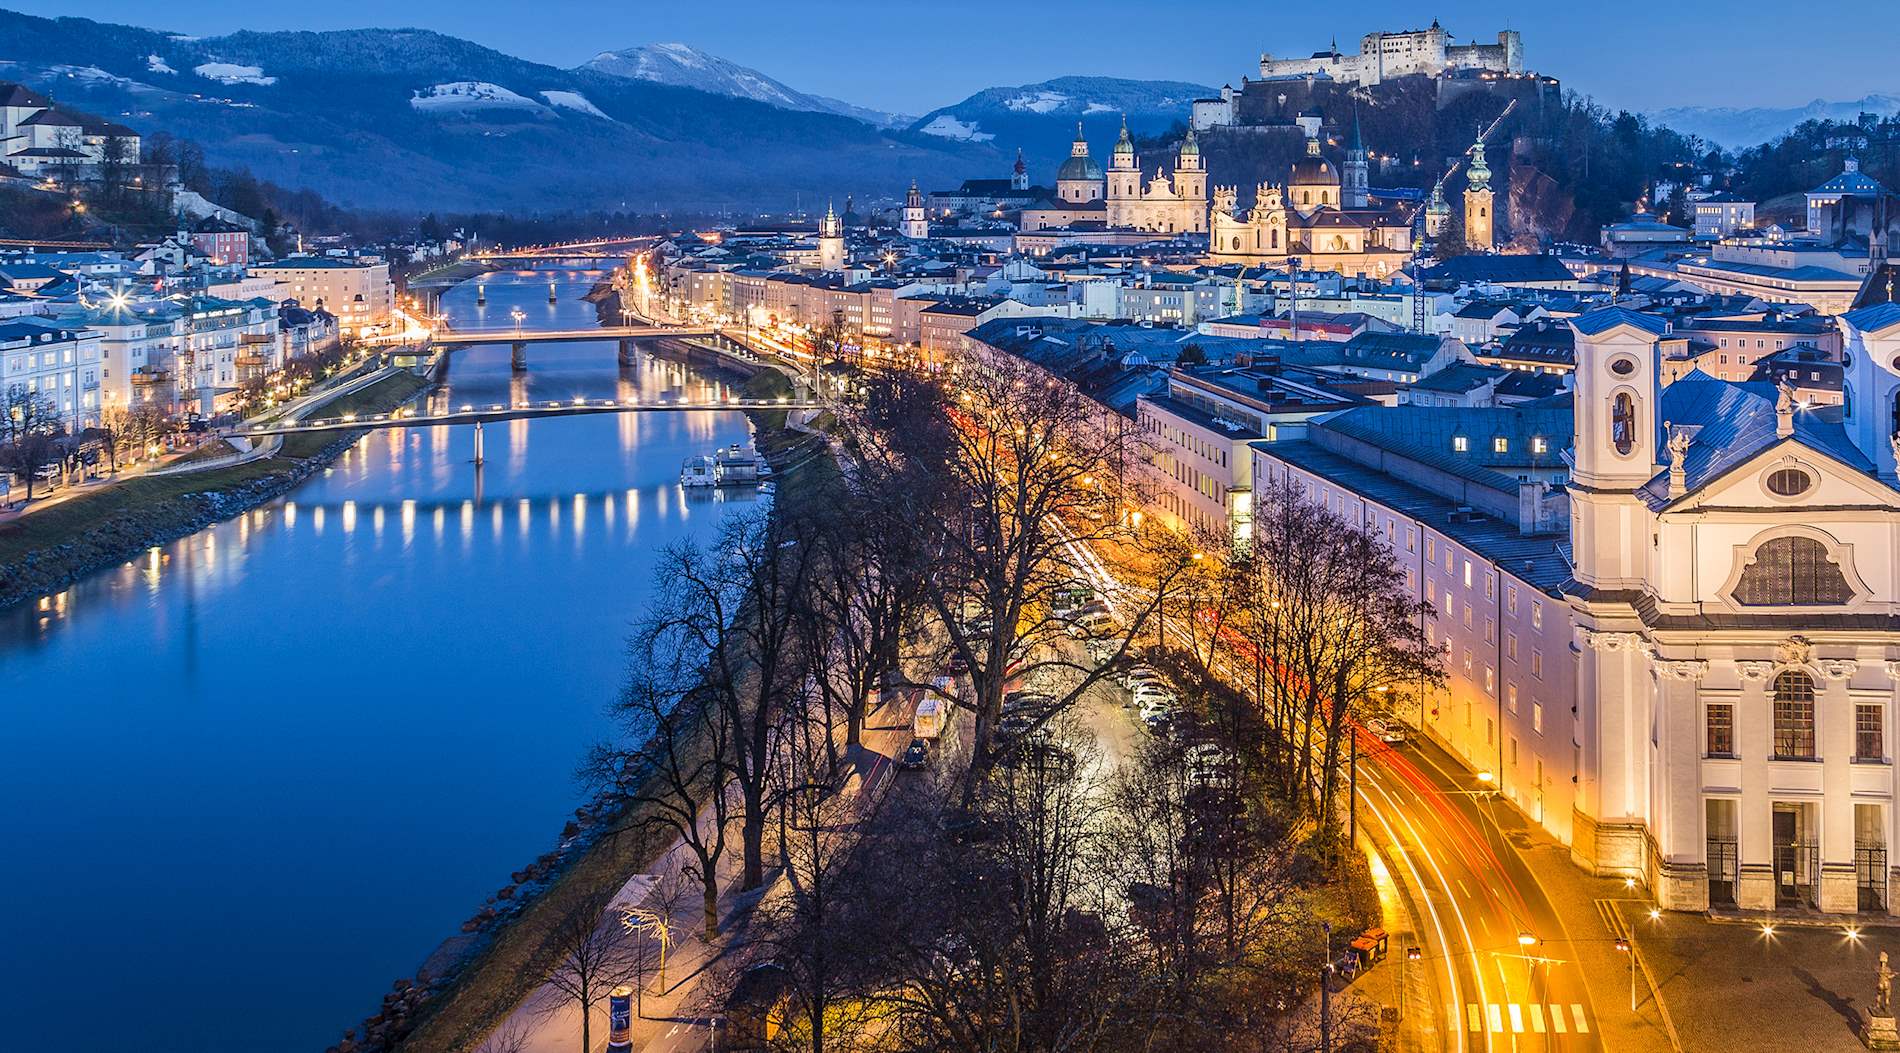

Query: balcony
left=129, top=368, right=170, bottom=386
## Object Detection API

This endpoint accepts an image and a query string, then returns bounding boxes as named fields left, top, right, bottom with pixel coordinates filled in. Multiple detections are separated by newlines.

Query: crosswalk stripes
left=1457, top=1003, right=1591, bottom=1035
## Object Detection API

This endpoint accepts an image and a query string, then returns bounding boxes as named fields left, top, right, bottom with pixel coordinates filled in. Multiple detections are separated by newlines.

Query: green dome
left=1058, top=153, right=1104, bottom=182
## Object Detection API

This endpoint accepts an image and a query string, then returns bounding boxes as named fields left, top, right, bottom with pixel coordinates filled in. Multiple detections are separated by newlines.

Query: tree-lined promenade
left=383, top=342, right=1447, bottom=1053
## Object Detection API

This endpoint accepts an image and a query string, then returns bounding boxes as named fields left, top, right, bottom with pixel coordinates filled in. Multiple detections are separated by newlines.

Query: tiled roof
left=1638, top=371, right=1876, bottom=508
left=1570, top=306, right=1668, bottom=337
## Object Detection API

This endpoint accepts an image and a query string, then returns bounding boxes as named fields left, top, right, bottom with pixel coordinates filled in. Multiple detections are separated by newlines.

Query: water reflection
left=0, top=265, right=765, bottom=1053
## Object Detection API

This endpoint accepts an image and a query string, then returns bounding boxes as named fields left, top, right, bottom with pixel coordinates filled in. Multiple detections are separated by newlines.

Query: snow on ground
left=1084, top=102, right=1117, bottom=115
left=540, top=90, right=610, bottom=119
left=410, top=82, right=548, bottom=114
left=194, top=62, right=275, bottom=86
left=1005, top=90, right=1070, bottom=114
left=49, top=65, right=140, bottom=88
left=147, top=54, right=176, bottom=75
left=918, top=114, right=995, bottom=142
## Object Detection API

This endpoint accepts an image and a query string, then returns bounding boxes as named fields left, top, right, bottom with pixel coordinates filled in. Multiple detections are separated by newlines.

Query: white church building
left=1249, top=302, right=1900, bottom=916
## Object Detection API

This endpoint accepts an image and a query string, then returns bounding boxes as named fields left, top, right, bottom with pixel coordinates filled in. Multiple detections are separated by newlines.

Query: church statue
left=1878, top=951, right=1894, bottom=1017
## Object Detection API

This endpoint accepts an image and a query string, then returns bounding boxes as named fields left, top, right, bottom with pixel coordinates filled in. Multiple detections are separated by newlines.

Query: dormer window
left=1452, top=435, right=1469, bottom=452
left=1493, top=437, right=1509, bottom=453
left=1532, top=436, right=1548, bottom=454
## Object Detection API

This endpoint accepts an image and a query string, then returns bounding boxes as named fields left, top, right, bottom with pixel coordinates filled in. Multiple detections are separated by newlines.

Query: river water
left=0, top=267, right=761, bottom=1052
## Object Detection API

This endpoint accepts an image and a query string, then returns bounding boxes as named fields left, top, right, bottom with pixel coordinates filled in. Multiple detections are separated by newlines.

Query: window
left=1706, top=702, right=1734, bottom=757
left=1507, top=632, right=1519, bottom=660
left=1463, top=604, right=1473, bottom=629
left=1485, top=666, right=1495, bottom=695
left=1463, top=560, right=1473, bottom=588
left=1612, top=392, right=1637, bottom=455
left=1426, top=538, right=1435, bottom=561
left=1531, top=649, right=1544, bottom=680
left=1507, top=585, right=1519, bottom=614
left=1772, top=671, right=1817, bottom=760
left=1531, top=601, right=1543, bottom=630
left=1766, top=468, right=1812, bottom=497
left=1493, top=436, right=1509, bottom=453
left=1858, top=703, right=1884, bottom=762
left=1507, top=684, right=1519, bottom=714
left=1532, top=700, right=1545, bottom=734
left=1733, top=537, right=1853, bottom=606
left=1453, top=435, right=1469, bottom=452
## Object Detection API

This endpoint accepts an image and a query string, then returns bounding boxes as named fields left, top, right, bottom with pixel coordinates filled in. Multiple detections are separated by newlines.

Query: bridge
left=429, top=324, right=724, bottom=371
left=226, top=395, right=823, bottom=464
left=431, top=325, right=713, bottom=347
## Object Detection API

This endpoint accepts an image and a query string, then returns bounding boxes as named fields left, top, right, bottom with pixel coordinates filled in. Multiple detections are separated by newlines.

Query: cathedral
left=1020, top=121, right=1209, bottom=235
left=1206, top=115, right=1417, bottom=276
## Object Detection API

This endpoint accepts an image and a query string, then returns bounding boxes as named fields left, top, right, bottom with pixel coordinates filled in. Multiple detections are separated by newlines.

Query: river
left=0, top=267, right=762, bottom=1052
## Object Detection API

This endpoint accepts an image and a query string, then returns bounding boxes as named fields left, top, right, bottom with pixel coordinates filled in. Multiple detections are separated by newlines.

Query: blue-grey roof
left=1843, top=301, right=1900, bottom=334
left=1639, top=371, right=1876, bottom=508
left=1318, top=404, right=1574, bottom=492
left=1422, top=255, right=1575, bottom=285
left=1252, top=437, right=1574, bottom=590
left=1571, top=306, right=1668, bottom=337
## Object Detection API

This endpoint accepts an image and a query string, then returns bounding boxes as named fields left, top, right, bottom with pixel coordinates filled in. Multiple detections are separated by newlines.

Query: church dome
left=1058, top=153, right=1104, bottom=182
left=1290, top=155, right=1336, bottom=186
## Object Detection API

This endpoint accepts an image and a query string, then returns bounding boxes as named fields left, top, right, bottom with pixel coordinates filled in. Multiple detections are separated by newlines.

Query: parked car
left=997, top=710, right=1039, bottom=740
left=1363, top=718, right=1406, bottom=745
left=898, top=738, right=930, bottom=771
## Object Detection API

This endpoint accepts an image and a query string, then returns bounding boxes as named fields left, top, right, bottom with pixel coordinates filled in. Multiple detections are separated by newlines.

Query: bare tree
left=844, top=355, right=1199, bottom=781
left=540, top=886, right=639, bottom=1053
left=584, top=626, right=736, bottom=941
left=1248, top=477, right=1443, bottom=838
left=647, top=510, right=815, bottom=891
left=1, top=385, right=65, bottom=501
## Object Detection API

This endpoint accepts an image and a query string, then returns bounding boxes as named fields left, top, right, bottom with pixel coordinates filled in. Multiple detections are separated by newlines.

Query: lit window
left=1493, top=436, right=1509, bottom=453
left=1453, top=435, right=1469, bottom=452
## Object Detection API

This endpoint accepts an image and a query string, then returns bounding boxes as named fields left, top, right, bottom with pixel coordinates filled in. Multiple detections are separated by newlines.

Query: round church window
left=1609, top=357, right=1637, bottom=376
left=1766, top=468, right=1812, bottom=497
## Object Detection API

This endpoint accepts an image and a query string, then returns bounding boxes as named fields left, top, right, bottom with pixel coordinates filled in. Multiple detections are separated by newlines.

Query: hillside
left=0, top=10, right=1001, bottom=213
left=910, top=76, right=1214, bottom=178
left=580, top=43, right=909, bottom=129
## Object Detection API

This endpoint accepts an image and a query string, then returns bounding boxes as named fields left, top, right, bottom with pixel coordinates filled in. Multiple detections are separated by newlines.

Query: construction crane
left=1411, top=98, right=1520, bottom=331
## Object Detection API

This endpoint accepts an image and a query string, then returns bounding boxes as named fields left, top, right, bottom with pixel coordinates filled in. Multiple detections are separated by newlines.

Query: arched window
left=1611, top=392, right=1636, bottom=455
left=1270, top=229, right=1280, bottom=249
left=1733, top=537, right=1853, bottom=606
left=1232, top=236, right=1241, bottom=251
left=1772, top=670, right=1817, bottom=759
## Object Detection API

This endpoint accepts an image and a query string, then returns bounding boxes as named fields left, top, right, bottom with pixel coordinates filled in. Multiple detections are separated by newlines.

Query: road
left=1049, top=516, right=1605, bottom=1052
left=1355, top=732, right=1604, bottom=1052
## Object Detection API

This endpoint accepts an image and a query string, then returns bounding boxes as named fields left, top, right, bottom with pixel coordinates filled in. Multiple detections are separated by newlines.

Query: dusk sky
left=15, top=0, right=1899, bottom=116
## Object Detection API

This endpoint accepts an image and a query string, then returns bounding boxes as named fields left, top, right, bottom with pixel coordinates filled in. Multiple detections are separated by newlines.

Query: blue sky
left=16, top=0, right=1898, bottom=115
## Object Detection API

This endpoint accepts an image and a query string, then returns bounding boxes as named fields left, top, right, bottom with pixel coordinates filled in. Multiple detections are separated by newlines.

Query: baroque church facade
left=1020, top=122, right=1209, bottom=235
left=1567, top=303, right=1900, bottom=915
left=1205, top=115, right=1417, bottom=276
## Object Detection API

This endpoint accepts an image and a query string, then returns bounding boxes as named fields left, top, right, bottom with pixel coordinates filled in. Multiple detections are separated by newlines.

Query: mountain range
left=1649, top=93, right=1900, bottom=148
left=581, top=43, right=910, bottom=129
left=0, top=10, right=1009, bottom=214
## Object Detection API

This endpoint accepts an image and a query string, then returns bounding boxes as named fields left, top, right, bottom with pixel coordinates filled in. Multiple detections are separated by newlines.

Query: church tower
left=1175, top=128, right=1208, bottom=233
left=1342, top=112, right=1370, bottom=210
left=1011, top=148, right=1029, bottom=191
left=1464, top=135, right=1495, bottom=252
left=817, top=202, right=845, bottom=271
left=901, top=180, right=929, bottom=240
left=1840, top=302, right=1900, bottom=481
left=1108, top=116, right=1139, bottom=202
left=1568, top=308, right=1667, bottom=589
left=1424, top=182, right=1451, bottom=238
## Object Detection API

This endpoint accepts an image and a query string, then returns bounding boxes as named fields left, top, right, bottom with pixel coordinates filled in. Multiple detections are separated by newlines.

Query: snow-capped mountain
left=0, top=10, right=995, bottom=212
left=580, top=43, right=909, bottom=129
left=909, top=76, right=1213, bottom=179
left=1651, top=93, right=1900, bottom=147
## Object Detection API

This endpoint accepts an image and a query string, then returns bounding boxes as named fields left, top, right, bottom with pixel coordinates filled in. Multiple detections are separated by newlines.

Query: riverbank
left=379, top=372, right=835, bottom=1053
left=0, top=371, right=429, bottom=612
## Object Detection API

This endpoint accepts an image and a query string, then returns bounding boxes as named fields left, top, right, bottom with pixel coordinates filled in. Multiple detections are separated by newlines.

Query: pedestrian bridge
left=226, top=395, right=822, bottom=438
left=431, top=325, right=714, bottom=347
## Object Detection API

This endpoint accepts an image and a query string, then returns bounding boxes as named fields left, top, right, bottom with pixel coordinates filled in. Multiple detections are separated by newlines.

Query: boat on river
left=680, top=444, right=772, bottom=487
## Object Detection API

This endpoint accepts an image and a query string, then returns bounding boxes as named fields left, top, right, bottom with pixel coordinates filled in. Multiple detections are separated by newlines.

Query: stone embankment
left=0, top=373, right=429, bottom=611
